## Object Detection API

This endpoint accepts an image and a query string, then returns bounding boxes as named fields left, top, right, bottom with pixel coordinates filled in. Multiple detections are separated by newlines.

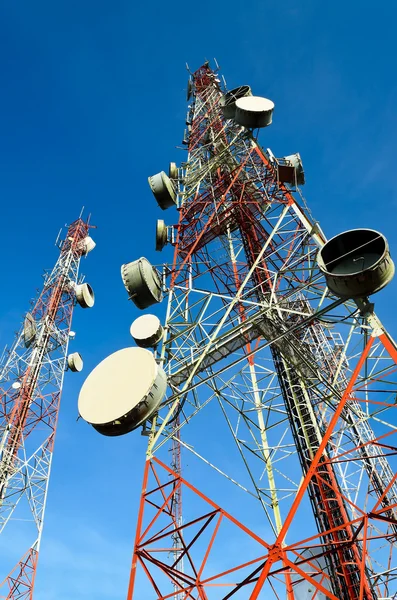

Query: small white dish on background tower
left=75, top=283, right=95, bottom=308
left=23, top=312, right=37, bottom=348
left=79, top=236, right=96, bottom=255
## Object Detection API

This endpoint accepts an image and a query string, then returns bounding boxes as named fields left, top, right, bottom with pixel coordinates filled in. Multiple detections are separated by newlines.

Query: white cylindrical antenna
left=68, top=352, right=84, bottom=372
left=234, top=96, right=274, bottom=129
left=121, top=258, right=163, bottom=309
left=130, top=315, right=164, bottom=348
left=79, top=236, right=96, bottom=256
left=75, top=283, right=95, bottom=309
left=148, top=172, right=177, bottom=210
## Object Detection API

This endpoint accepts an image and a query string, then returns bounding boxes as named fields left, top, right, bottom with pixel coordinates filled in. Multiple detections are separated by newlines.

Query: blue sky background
left=0, top=0, right=397, bottom=597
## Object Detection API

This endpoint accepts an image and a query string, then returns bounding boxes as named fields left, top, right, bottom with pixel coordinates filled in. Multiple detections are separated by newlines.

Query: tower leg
left=1, top=547, right=38, bottom=600
left=126, top=457, right=344, bottom=599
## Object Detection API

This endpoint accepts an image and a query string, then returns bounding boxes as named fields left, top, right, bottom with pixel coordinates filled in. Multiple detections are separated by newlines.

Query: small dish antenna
left=148, top=172, right=177, bottom=210
left=156, top=220, right=168, bottom=251
left=121, top=258, right=163, bottom=309
left=68, top=352, right=84, bottom=372
left=23, top=313, right=37, bottom=348
left=75, top=283, right=95, bottom=309
left=130, top=314, right=164, bottom=348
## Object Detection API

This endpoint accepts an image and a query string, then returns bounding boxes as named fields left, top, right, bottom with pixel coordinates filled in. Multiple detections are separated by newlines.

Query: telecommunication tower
left=0, top=216, right=95, bottom=598
left=79, top=62, right=397, bottom=599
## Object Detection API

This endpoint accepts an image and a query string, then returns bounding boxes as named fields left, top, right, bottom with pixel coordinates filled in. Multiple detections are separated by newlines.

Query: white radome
left=78, top=347, right=165, bottom=426
left=130, top=313, right=160, bottom=337
left=235, top=96, right=274, bottom=113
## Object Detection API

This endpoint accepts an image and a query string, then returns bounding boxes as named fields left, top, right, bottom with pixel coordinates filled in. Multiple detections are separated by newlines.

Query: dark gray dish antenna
left=148, top=172, right=177, bottom=210
left=220, top=85, right=252, bottom=120
left=121, top=257, right=163, bottom=309
left=23, top=313, right=37, bottom=348
left=318, top=229, right=395, bottom=299
left=79, top=236, right=96, bottom=255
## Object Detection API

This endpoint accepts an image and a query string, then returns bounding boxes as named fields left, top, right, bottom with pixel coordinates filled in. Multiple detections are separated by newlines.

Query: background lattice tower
left=79, top=62, right=397, bottom=600
left=0, top=216, right=95, bottom=599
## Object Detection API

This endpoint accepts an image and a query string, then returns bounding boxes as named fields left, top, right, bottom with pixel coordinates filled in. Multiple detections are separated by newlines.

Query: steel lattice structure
left=118, top=62, right=397, bottom=599
left=0, top=216, right=94, bottom=599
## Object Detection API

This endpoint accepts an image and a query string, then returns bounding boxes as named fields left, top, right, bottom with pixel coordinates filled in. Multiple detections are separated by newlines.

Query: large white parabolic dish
left=78, top=347, right=167, bottom=435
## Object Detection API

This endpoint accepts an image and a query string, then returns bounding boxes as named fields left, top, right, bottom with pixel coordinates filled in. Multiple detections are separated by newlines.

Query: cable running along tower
left=0, top=216, right=95, bottom=598
left=79, top=62, right=397, bottom=599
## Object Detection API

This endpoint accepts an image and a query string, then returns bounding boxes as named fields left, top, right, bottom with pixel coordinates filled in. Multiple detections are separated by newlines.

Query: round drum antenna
left=148, top=172, right=177, bottom=210
left=68, top=352, right=84, bottom=372
left=220, top=85, right=252, bottom=120
left=318, top=229, right=395, bottom=299
left=234, top=96, right=274, bottom=129
left=121, top=257, right=163, bottom=309
left=75, top=283, right=95, bottom=308
left=130, top=314, right=164, bottom=348
left=156, top=220, right=168, bottom=251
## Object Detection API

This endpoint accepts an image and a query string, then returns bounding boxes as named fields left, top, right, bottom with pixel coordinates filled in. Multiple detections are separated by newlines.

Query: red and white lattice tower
left=0, top=216, right=95, bottom=598
left=79, top=62, right=397, bottom=600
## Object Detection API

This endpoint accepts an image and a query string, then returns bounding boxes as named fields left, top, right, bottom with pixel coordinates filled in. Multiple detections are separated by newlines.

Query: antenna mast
left=80, top=63, right=397, bottom=600
left=0, top=217, right=96, bottom=597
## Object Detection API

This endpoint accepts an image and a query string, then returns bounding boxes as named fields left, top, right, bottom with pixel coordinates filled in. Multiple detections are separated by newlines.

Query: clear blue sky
left=1, top=0, right=397, bottom=598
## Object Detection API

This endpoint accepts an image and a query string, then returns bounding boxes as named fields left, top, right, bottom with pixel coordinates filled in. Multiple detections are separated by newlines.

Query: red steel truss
left=0, top=217, right=94, bottom=598
left=128, top=335, right=397, bottom=599
left=124, top=63, right=397, bottom=599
